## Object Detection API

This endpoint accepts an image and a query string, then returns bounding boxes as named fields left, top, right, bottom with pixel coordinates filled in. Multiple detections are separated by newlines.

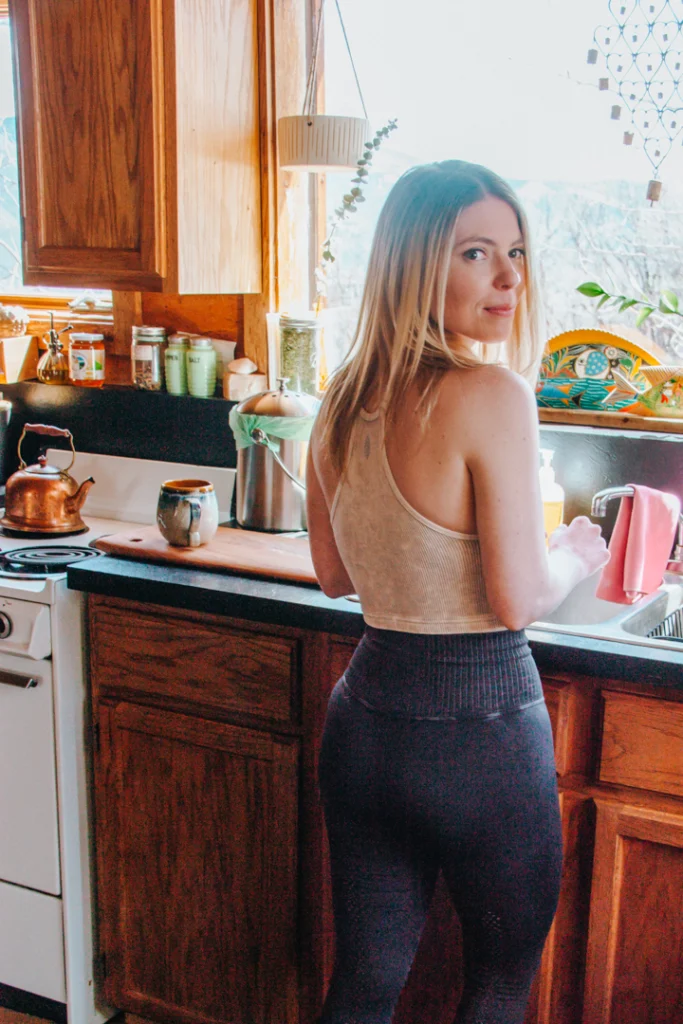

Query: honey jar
left=69, top=333, right=106, bottom=388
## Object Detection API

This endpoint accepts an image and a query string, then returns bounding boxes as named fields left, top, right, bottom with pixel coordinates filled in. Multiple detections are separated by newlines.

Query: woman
left=306, top=160, right=609, bottom=1024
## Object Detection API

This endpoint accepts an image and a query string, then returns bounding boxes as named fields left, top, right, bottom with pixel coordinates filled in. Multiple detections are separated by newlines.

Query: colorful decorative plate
left=536, top=328, right=660, bottom=412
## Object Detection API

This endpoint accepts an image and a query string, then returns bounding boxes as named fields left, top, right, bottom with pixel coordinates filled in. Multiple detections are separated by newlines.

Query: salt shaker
left=186, top=337, right=217, bottom=398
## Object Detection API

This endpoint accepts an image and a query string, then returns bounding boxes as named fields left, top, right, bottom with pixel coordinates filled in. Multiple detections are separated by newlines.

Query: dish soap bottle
left=540, top=448, right=565, bottom=543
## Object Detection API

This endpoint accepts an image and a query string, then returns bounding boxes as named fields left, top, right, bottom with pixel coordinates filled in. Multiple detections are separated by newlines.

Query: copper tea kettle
left=1, top=424, right=95, bottom=534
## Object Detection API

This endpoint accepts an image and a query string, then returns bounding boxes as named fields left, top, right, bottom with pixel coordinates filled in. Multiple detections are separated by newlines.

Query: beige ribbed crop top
left=330, top=408, right=506, bottom=634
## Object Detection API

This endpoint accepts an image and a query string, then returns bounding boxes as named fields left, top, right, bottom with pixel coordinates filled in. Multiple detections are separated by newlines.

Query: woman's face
left=440, top=195, right=526, bottom=346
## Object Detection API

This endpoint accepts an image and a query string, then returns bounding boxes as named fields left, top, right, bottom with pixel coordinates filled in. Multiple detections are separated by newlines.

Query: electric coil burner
left=0, top=545, right=102, bottom=579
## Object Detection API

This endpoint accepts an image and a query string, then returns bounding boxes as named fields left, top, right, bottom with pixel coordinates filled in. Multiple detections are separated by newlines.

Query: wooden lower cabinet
left=87, top=598, right=683, bottom=1024
left=582, top=800, right=683, bottom=1024
left=94, top=699, right=299, bottom=1024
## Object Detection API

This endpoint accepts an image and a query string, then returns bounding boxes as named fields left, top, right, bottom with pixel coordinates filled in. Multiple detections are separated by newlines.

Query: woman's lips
left=484, top=306, right=516, bottom=317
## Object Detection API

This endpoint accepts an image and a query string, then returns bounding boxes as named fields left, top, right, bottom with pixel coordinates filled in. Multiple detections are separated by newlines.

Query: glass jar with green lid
left=165, top=335, right=189, bottom=395
left=132, top=325, right=167, bottom=390
left=186, top=337, right=217, bottom=398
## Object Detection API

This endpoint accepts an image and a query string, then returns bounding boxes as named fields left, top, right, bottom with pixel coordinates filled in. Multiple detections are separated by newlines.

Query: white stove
left=0, top=453, right=235, bottom=1023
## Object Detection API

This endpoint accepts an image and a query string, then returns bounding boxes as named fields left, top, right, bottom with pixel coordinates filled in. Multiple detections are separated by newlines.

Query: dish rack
left=648, top=607, right=683, bottom=643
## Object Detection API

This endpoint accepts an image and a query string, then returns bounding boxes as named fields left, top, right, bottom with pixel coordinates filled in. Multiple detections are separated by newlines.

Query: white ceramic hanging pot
left=278, top=114, right=371, bottom=171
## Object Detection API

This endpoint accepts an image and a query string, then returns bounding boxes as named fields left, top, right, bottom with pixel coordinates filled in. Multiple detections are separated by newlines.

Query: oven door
left=0, top=652, right=60, bottom=895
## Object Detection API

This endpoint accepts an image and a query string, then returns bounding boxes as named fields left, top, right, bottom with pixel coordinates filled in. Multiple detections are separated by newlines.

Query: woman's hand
left=548, top=516, right=610, bottom=578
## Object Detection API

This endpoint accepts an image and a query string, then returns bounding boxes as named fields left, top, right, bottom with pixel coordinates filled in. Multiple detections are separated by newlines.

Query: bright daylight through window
left=320, top=0, right=683, bottom=373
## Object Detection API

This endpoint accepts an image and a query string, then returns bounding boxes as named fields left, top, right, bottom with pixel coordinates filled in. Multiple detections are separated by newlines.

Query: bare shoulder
left=436, top=365, right=538, bottom=457
left=441, top=363, right=534, bottom=405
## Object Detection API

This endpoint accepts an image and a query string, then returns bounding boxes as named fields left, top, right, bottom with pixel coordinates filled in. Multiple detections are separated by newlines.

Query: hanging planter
left=278, top=114, right=370, bottom=172
left=277, top=0, right=371, bottom=173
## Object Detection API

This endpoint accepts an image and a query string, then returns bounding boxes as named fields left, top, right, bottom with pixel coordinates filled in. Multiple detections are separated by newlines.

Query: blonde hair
left=318, top=159, right=545, bottom=474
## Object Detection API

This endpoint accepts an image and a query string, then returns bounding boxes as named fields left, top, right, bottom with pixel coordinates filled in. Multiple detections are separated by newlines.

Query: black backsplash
left=0, top=382, right=238, bottom=482
left=538, top=424, right=683, bottom=540
left=1, top=382, right=682, bottom=542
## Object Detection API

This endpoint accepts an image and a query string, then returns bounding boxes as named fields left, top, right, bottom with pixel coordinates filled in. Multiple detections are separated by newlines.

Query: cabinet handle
left=0, top=669, right=38, bottom=689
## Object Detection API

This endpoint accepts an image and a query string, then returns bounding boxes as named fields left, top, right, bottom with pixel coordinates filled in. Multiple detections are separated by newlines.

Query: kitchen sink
left=537, top=573, right=629, bottom=627
left=621, top=584, right=683, bottom=643
left=531, top=571, right=683, bottom=652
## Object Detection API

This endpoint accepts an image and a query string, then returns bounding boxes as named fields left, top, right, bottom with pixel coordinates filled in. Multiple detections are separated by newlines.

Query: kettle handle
left=250, top=428, right=307, bottom=493
left=18, top=424, right=76, bottom=472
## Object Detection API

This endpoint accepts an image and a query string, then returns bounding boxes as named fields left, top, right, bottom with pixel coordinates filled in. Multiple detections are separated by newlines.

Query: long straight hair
left=318, top=160, right=545, bottom=474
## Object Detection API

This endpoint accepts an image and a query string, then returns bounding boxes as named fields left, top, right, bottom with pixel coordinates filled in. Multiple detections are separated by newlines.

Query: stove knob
left=0, top=612, right=12, bottom=639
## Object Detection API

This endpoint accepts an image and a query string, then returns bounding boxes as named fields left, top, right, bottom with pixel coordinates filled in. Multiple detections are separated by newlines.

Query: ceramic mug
left=157, top=479, right=219, bottom=547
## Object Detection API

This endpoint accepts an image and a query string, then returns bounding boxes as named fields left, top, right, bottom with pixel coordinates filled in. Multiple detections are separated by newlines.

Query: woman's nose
left=495, top=259, right=522, bottom=289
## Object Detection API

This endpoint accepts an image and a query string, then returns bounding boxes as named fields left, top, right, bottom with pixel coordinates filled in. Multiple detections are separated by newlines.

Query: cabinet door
left=10, top=0, right=167, bottom=290
left=95, top=700, right=299, bottom=1024
left=582, top=799, right=683, bottom=1024
left=523, top=791, right=595, bottom=1024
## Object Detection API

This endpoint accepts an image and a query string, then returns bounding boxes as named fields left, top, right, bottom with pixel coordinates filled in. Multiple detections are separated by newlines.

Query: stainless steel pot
left=232, top=379, right=319, bottom=532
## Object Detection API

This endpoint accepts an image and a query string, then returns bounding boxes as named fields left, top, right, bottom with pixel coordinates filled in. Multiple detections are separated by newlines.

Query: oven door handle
left=0, top=668, right=38, bottom=689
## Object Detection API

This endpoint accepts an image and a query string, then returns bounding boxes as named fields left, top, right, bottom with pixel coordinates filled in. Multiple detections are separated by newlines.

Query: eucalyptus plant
left=315, top=118, right=398, bottom=302
left=577, top=280, right=683, bottom=328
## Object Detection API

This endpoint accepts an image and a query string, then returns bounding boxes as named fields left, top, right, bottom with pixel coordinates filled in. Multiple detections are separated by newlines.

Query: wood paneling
left=89, top=599, right=298, bottom=726
left=140, top=293, right=242, bottom=343
left=96, top=700, right=299, bottom=1024
left=539, top=407, right=683, bottom=434
left=600, top=690, right=683, bottom=798
left=173, top=0, right=261, bottom=294
left=243, top=0, right=313, bottom=372
left=583, top=800, right=683, bottom=1024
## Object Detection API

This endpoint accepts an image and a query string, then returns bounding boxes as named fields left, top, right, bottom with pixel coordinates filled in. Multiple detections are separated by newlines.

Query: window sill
left=539, top=407, right=683, bottom=435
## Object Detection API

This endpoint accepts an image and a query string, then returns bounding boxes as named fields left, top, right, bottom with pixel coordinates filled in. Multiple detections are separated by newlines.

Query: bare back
left=313, top=368, right=479, bottom=536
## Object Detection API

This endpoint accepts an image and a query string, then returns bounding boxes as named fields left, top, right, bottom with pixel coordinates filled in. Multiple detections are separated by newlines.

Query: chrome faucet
left=590, top=485, right=683, bottom=574
left=590, top=486, right=635, bottom=517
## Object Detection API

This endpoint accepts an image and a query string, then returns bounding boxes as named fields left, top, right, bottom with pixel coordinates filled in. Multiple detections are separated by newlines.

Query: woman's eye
left=510, top=247, right=526, bottom=259
left=463, top=248, right=486, bottom=261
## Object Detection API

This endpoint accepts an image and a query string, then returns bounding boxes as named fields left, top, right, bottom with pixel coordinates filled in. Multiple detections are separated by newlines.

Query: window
left=320, top=0, right=683, bottom=372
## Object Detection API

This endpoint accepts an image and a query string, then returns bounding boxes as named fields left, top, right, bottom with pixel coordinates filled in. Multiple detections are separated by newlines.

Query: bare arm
left=305, top=442, right=355, bottom=598
left=460, top=367, right=608, bottom=630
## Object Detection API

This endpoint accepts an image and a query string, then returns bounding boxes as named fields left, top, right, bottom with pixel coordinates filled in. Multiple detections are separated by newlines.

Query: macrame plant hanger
left=278, top=0, right=371, bottom=171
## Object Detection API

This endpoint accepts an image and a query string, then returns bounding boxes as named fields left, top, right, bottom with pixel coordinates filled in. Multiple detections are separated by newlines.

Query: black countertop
left=67, top=556, right=683, bottom=691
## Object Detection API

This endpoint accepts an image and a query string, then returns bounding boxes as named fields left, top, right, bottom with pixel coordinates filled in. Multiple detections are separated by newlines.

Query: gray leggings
left=317, top=627, right=563, bottom=1024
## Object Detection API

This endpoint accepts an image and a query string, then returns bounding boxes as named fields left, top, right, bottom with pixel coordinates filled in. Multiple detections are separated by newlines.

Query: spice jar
left=186, top=337, right=217, bottom=398
left=278, top=313, right=321, bottom=396
left=132, top=326, right=166, bottom=390
left=165, top=335, right=189, bottom=395
left=69, top=333, right=106, bottom=388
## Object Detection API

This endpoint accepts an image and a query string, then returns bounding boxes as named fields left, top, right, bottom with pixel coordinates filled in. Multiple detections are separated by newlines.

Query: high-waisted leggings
left=316, top=626, right=563, bottom=1024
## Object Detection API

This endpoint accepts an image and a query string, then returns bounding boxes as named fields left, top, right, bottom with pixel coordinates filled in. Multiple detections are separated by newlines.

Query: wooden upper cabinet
left=9, top=0, right=262, bottom=293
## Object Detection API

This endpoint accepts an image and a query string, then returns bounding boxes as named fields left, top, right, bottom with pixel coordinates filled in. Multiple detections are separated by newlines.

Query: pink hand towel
left=596, top=484, right=681, bottom=604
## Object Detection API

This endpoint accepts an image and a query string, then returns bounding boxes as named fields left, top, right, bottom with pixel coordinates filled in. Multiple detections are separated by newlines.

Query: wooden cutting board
left=93, top=524, right=319, bottom=585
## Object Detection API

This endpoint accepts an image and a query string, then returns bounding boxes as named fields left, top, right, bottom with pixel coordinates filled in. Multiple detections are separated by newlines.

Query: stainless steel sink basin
left=621, top=583, right=683, bottom=643
left=537, top=573, right=629, bottom=627
left=531, top=572, right=683, bottom=652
